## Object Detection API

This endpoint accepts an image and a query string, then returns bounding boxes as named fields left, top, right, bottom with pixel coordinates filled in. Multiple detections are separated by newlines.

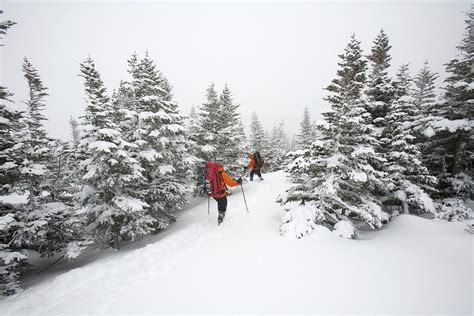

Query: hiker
left=205, top=161, right=242, bottom=225
left=246, top=151, right=264, bottom=181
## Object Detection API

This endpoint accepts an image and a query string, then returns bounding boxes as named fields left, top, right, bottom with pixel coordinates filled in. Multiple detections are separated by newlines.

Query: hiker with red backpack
left=246, top=151, right=264, bottom=181
left=204, top=161, right=242, bottom=225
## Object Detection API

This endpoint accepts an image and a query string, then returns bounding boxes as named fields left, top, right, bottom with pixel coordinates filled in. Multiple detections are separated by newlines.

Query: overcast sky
left=1, top=0, right=471, bottom=140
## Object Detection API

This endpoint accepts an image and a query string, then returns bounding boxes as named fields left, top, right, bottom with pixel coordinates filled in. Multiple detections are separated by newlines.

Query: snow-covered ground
left=0, top=171, right=472, bottom=315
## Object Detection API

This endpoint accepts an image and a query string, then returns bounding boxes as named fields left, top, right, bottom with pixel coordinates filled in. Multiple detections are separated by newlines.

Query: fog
left=1, top=0, right=470, bottom=140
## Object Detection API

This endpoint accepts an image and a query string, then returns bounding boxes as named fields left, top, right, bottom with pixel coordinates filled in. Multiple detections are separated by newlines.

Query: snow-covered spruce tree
left=422, top=9, right=473, bottom=220
left=365, top=29, right=395, bottom=127
left=11, top=58, right=87, bottom=256
left=286, top=108, right=314, bottom=171
left=407, top=62, right=455, bottom=201
left=15, top=58, right=51, bottom=204
left=0, top=13, right=16, bottom=101
left=311, top=119, right=322, bottom=142
left=0, top=13, right=27, bottom=296
left=78, top=57, right=153, bottom=249
left=109, top=82, right=132, bottom=131
left=0, top=104, right=22, bottom=195
left=279, top=34, right=389, bottom=239
left=296, top=107, right=314, bottom=149
left=266, top=125, right=280, bottom=172
left=128, top=53, right=194, bottom=229
left=185, top=106, right=204, bottom=195
left=364, top=30, right=395, bottom=195
left=412, top=61, right=439, bottom=111
left=195, top=83, right=221, bottom=163
left=185, top=105, right=204, bottom=163
left=288, top=136, right=298, bottom=152
left=194, top=83, right=246, bottom=176
left=249, top=112, right=267, bottom=152
left=392, top=63, right=412, bottom=100
left=186, top=106, right=200, bottom=144
left=0, top=217, right=26, bottom=296
left=411, top=61, right=439, bottom=139
left=2, top=59, right=88, bottom=297
left=237, top=117, right=250, bottom=168
left=47, top=117, right=84, bottom=205
left=217, top=84, right=247, bottom=174
left=267, top=120, right=290, bottom=171
left=380, top=63, right=438, bottom=215
left=12, top=58, right=54, bottom=251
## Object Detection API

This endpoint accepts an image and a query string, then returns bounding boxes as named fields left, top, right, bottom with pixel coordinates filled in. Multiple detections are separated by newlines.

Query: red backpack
left=204, top=162, right=224, bottom=197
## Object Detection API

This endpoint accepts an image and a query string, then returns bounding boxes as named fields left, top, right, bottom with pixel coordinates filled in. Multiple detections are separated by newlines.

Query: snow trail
left=0, top=171, right=472, bottom=315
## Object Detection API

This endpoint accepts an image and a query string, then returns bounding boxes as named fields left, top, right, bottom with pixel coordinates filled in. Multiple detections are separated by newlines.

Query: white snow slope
left=1, top=171, right=472, bottom=315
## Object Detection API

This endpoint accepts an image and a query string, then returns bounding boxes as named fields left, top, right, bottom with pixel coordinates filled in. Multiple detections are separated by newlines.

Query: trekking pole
left=240, top=183, right=249, bottom=213
left=207, top=196, right=210, bottom=215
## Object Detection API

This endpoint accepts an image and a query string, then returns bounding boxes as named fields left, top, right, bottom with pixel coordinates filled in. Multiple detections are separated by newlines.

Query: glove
left=236, top=177, right=242, bottom=185
left=242, top=166, right=247, bottom=173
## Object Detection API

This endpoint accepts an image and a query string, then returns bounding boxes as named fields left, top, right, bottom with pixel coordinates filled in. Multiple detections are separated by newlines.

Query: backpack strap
left=218, top=169, right=228, bottom=194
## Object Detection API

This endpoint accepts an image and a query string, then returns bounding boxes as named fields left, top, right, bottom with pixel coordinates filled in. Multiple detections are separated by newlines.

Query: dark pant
left=213, top=196, right=227, bottom=224
left=250, top=168, right=262, bottom=181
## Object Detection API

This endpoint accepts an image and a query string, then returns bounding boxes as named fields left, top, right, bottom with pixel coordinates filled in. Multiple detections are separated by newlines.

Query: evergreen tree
left=0, top=11, right=16, bottom=101
left=185, top=106, right=204, bottom=195
left=311, top=119, right=321, bottom=142
left=289, top=136, right=298, bottom=152
left=296, top=107, right=313, bottom=149
left=0, top=11, right=15, bottom=40
left=410, top=61, right=439, bottom=140
left=0, top=106, right=22, bottom=195
left=249, top=112, right=267, bottom=152
left=422, top=9, right=474, bottom=205
left=3, top=60, right=88, bottom=297
left=236, top=117, right=249, bottom=162
left=392, top=63, right=412, bottom=99
left=195, top=83, right=221, bottom=162
left=0, top=13, right=26, bottom=296
left=12, top=59, right=86, bottom=255
left=381, top=76, right=438, bottom=215
left=365, top=29, right=395, bottom=127
left=111, top=80, right=137, bottom=144
left=266, top=125, right=279, bottom=171
left=412, top=61, right=439, bottom=112
left=0, top=211, right=26, bottom=296
left=186, top=106, right=200, bottom=140
left=267, top=120, right=290, bottom=171
left=194, top=83, right=246, bottom=176
left=78, top=57, right=153, bottom=248
left=128, top=53, right=193, bottom=228
left=16, top=57, right=50, bottom=207
left=217, top=84, right=247, bottom=174
left=13, top=59, right=61, bottom=253
left=279, top=34, right=389, bottom=239
left=410, top=62, right=440, bottom=176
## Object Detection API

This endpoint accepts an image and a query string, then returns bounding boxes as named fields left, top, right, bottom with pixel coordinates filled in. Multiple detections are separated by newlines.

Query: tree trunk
left=113, top=235, right=120, bottom=250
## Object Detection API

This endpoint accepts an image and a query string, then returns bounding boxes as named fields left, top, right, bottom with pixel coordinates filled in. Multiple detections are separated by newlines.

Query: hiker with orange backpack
left=204, top=161, right=242, bottom=225
left=246, top=151, right=264, bottom=181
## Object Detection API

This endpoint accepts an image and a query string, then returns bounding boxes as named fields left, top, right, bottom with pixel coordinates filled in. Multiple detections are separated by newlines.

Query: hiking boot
left=218, top=213, right=225, bottom=225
